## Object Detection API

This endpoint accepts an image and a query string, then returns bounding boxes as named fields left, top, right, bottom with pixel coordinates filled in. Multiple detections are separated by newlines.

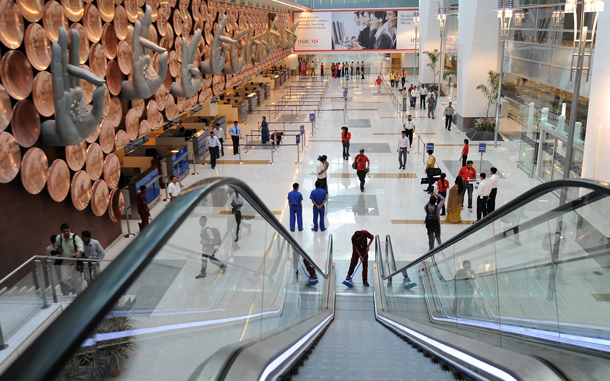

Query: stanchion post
left=46, top=258, right=58, bottom=303
left=238, top=151, right=243, bottom=164
left=123, top=205, right=136, bottom=238
left=34, top=260, right=49, bottom=309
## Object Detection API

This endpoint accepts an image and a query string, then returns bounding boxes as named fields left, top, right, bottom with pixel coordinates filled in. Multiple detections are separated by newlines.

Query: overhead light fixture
left=271, top=0, right=307, bottom=11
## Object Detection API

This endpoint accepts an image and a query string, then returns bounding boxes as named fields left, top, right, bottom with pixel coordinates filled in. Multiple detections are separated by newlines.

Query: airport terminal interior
left=1, top=0, right=610, bottom=380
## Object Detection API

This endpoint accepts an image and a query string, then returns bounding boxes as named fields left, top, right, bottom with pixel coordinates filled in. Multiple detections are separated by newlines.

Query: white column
left=456, top=0, right=500, bottom=129
left=418, top=0, right=441, bottom=84
left=582, top=8, right=610, bottom=181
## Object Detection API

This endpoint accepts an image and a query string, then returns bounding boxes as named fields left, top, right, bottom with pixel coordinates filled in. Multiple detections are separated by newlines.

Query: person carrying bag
left=424, top=149, right=441, bottom=193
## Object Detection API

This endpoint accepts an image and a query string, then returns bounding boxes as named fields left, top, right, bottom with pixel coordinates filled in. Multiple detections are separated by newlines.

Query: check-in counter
left=125, top=167, right=162, bottom=219
left=122, top=144, right=188, bottom=183
left=155, top=126, right=211, bottom=164
left=169, top=145, right=189, bottom=180
left=218, top=99, right=247, bottom=123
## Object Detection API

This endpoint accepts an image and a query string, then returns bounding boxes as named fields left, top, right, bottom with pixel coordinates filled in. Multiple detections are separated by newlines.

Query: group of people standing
left=329, top=62, right=365, bottom=79
left=390, top=70, right=407, bottom=88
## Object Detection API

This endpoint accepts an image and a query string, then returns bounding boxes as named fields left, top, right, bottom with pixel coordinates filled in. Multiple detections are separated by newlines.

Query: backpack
left=425, top=205, right=439, bottom=229
left=203, top=227, right=222, bottom=246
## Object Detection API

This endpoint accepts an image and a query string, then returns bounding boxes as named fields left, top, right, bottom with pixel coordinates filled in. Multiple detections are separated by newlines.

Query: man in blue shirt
left=228, top=121, right=242, bottom=155
left=287, top=182, right=303, bottom=232
left=309, top=180, right=327, bottom=232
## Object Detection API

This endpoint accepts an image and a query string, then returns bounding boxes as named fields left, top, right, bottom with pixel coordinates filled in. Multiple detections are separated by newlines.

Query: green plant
left=423, top=50, right=440, bottom=85
left=474, top=118, right=496, bottom=131
left=476, top=70, right=500, bottom=117
left=443, top=69, right=457, bottom=80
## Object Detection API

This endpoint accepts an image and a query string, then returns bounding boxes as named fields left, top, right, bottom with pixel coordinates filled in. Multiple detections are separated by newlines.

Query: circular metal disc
left=11, top=100, right=41, bottom=148
left=139, top=119, right=151, bottom=136
left=62, top=0, right=85, bottom=22
left=0, top=132, right=22, bottom=183
left=114, top=130, right=130, bottom=149
left=70, top=23, right=90, bottom=64
left=114, top=5, right=129, bottom=40
left=84, top=3, right=103, bottom=42
left=102, top=23, right=118, bottom=59
left=91, top=179, right=109, bottom=216
left=43, top=1, right=69, bottom=43
left=89, top=42, right=107, bottom=79
left=103, top=153, right=120, bottom=189
left=106, top=60, right=123, bottom=96
left=85, top=118, right=102, bottom=143
left=0, top=50, right=34, bottom=100
left=117, top=39, right=132, bottom=74
left=80, top=65, right=94, bottom=104
left=107, top=96, right=122, bottom=127
left=108, top=187, right=122, bottom=222
left=85, top=142, right=103, bottom=180
left=0, top=0, right=25, bottom=49
left=47, top=158, right=70, bottom=202
left=21, top=147, right=48, bottom=195
left=0, top=85, right=13, bottom=131
left=25, top=23, right=52, bottom=71
left=17, top=0, right=45, bottom=23
left=131, top=99, right=145, bottom=117
left=98, top=0, right=115, bottom=22
left=71, top=170, right=92, bottom=211
left=65, top=140, right=87, bottom=171
left=32, top=72, right=55, bottom=117
left=125, top=108, right=139, bottom=140
left=99, top=118, right=115, bottom=154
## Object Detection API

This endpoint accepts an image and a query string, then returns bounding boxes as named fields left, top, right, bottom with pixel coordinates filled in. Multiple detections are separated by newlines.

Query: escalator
left=2, top=178, right=610, bottom=380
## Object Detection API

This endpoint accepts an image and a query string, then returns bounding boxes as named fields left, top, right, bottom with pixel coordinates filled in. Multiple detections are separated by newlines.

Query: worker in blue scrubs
left=309, top=180, right=327, bottom=232
left=287, top=182, right=303, bottom=232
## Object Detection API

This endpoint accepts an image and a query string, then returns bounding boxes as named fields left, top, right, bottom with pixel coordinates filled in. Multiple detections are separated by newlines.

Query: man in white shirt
left=214, top=123, right=225, bottom=156
left=228, top=121, right=242, bottom=155
left=206, top=130, right=222, bottom=169
left=310, top=61, right=316, bottom=76
left=475, top=173, right=492, bottom=221
left=316, top=155, right=329, bottom=195
left=168, top=175, right=183, bottom=201
left=419, top=84, right=428, bottom=110
left=53, top=223, right=85, bottom=295
left=195, top=216, right=226, bottom=279
left=487, top=167, right=500, bottom=212
left=81, top=230, right=105, bottom=282
left=397, top=130, right=410, bottom=170
left=402, top=114, right=415, bottom=147
left=409, top=85, right=418, bottom=109
left=444, top=102, right=455, bottom=131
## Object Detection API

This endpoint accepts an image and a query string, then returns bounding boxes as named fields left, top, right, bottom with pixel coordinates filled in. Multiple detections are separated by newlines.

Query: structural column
left=455, top=0, right=500, bottom=131
left=417, top=0, right=441, bottom=84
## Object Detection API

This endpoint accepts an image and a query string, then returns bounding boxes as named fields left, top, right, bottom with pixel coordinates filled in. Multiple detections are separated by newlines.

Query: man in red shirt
left=375, top=76, right=382, bottom=93
left=346, top=230, right=374, bottom=287
left=437, top=173, right=449, bottom=216
left=460, top=139, right=469, bottom=167
left=320, top=62, right=324, bottom=77
left=458, top=160, right=476, bottom=210
left=353, top=148, right=370, bottom=192
left=137, top=186, right=150, bottom=230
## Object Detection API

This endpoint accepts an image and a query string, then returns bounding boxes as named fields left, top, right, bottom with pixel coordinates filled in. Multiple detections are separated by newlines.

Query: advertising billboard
left=293, top=9, right=419, bottom=52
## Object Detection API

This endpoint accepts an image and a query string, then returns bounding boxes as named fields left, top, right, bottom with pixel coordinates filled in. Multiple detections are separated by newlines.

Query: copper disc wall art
left=43, top=1, right=69, bottom=43
left=177, top=97, right=186, bottom=113
left=11, top=100, right=41, bottom=148
left=155, top=87, right=166, bottom=111
left=91, top=179, right=109, bottom=216
left=62, top=0, right=85, bottom=22
left=84, top=4, right=103, bottom=43
left=99, top=118, right=115, bottom=153
left=103, top=153, right=120, bottom=188
left=0, top=0, right=25, bottom=49
left=47, top=158, right=70, bottom=202
left=114, top=5, right=128, bottom=40
left=32, top=72, right=55, bottom=117
left=164, top=94, right=178, bottom=120
left=169, top=50, right=179, bottom=77
left=98, top=0, right=115, bottom=22
left=107, top=97, right=122, bottom=127
left=108, top=187, right=123, bottom=222
left=0, top=85, right=13, bottom=132
left=85, top=142, right=103, bottom=180
left=85, top=118, right=101, bottom=143
left=0, top=132, right=21, bottom=183
left=21, top=147, right=48, bottom=195
left=17, top=0, right=45, bottom=23
left=1, top=50, right=34, bottom=101
left=25, top=23, right=52, bottom=71
left=139, top=119, right=151, bottom=136
left=106, top=60, right=123, bottom=96
left=131, top=99, right=144, bottom=117
left=117, top=39, right=132, bottom=74
left=71, top=170, right=92, bottom=211
left=114, top=130, right=130, bottom=148
left=124, top=108, right=139, bottom=140
left=102, top=23, right=118, bottom=59
left=66, top=140, right=86, bottom=171
left=124, top=0, right=139, bottom=22
left=69, top=23, right=90, bottom=64
left=89, top=42, right=107, bottom=78
left=173, top=9, right=183, bottom=35
left=79, top=65, right=95, bottom=103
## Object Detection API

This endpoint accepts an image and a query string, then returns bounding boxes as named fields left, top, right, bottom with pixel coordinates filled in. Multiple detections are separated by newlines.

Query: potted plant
left=476, top=70, right=500, bottom=118
left=423, top=49, right=440, bottom=87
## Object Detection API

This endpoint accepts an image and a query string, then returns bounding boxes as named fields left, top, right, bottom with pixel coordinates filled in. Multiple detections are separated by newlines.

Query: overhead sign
left=293, top=9, right=419, bottom=52
left=310, top=113, right=315, bottom=122
left=426, top=143, right=434, bottom=151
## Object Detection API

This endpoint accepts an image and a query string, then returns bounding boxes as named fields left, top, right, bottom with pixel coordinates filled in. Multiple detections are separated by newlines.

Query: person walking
left=214, top=123, right=225, bottom=156
left=310, top=61, right=316, bottom=76
left=445, top=176, right=465, bottom=223
left=320, top=62, right=324, bottom=77
left=346, top=230, right=374, bottom=287
left=488, top=167, right=499, bottom=213
left=458, top=160, right=476, bottom=211
left=403, top=114, right=415, bottom=147
left=350, top=61, right=354, bottom=76
left=401, top=69, right=406, bottom=88
left=424, top=149, right=437, bottom=194
left=167, top=175, right=183, bottom=201
left=288, top=183, right=303, bottom=232
left=310, top=180, right=327, bottom=232
left=356, top=61, right=361, bottom=75
left=390, top=72, right=395, bottom=87
left=409, top=84, right=417, bottom=109
left=81, top=230, right=105, bottom=281
left=228, top=121, right=242, bottom=155
left=353, top=148, right=370, bottom=192
left=475, top=173, right=491, bottom=221
left=460, top=139, right=469, bottom=167
left=316, top=155, right=329, bottom=195
left=419, top=84, right=428, bottom=109
left=137, top=185, right=151, bottom=230
left=361, top=64, right=365, bottom=79
left=231, top=191, right=244, bottom=241
left=401, top=87, right=408, bottom=111
left=427, top=92, right=436, bottom=118
left=260, top=116, right=270, bottom=144
left=53, top=223, right=85, bottom=295
left=375, top=76, right=382, bottom=93
left=195, top=216, right=227, bottom=279
left=424, top=193, right=445, bottom=251
left=341, top=126, right=351, bottom=160
left=437, top=173, right=449, bottom=216
left=443, top=102, right=455, bottom=131
left=397, top=130, right=410, bottom=170
left=206, top=130, right=221, bottom=169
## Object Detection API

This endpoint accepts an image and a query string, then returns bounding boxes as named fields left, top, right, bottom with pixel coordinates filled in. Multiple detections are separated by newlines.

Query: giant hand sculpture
left=171, top=30, right=203, bottom=98
left=252, top=25, right=270, bottom=63
left=284, top=21, right=300, bottom=49
left=267, top=18, right=280, bottom=53
left=41, top=28, right=105, bottom=146
left=200, top=15, right=236, bottom=75
left=223, top=27, right=251, bottom=74
left=121, top=5, right=168, bottom=100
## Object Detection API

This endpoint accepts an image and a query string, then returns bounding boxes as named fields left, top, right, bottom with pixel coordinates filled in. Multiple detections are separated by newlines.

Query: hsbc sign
left=298, top=39, right=319, bottom=44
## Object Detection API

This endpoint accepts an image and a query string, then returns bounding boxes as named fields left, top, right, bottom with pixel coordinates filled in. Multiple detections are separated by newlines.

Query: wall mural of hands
left=200, top=15, right=236, bottom=75
left=284, top=21, right=300, bottom=50
left=41, top=28, right=105, bottom=147
left=252, top=25, right=271, bottom=63
left=171, top=29, right=203, bottom=98
left=121, top=5, right=169, bottom=100
left=223, top=27, right=252, bottom=74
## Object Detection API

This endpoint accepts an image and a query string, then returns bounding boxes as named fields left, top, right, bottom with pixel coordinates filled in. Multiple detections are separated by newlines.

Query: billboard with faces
left=293, top=9, right=419, bottom=52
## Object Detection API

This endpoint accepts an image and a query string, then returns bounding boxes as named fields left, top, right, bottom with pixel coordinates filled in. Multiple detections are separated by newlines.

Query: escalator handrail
left=0, top=177, right=326, bottom=381
left=384, top=178, right=610, bottom=280
left=386, top=234, right=398, bottom=274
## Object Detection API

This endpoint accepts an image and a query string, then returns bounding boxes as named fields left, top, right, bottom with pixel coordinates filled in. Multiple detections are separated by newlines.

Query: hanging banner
left=293, top=9, right=419, bottom=52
